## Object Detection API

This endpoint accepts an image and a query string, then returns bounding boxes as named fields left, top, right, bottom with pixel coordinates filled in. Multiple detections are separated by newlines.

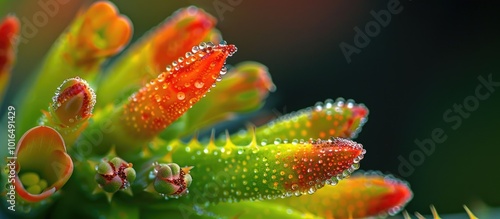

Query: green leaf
left=163, top=136, right=365, bottom=204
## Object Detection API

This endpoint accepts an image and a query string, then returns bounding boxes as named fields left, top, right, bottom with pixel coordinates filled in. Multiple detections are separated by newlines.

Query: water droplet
left=205, top=42, right=214, bottom=52
left=189, top=98, right=197, bottom=104
left=314, top=102, right=323, bottom=111
left=308, top=187, right=317, bottom=194
left=177, top=92, right=185, bottom=100
left=325, top=99, right=334, bottom=108
left=347, top=99, right=355, bottom=108
left=274, top=138, right=281, bottom=145
left=336, top=98, right=345, bottom=106
left=191, top=46, right=199, bottom=53
left=158, top=74, right=166, bottom=82
left=388, top=206, right=401, bottom=216
left=199, top=42, right=207, bottom=50
left=260, top=139, right=268, bottom=146
left=194, top=80, right=204, bottom=88
left=220, top=66, right=227, bottom=75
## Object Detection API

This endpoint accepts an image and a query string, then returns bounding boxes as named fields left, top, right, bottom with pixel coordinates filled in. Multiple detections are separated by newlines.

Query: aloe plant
left=0, top=2, right=421, bottom=218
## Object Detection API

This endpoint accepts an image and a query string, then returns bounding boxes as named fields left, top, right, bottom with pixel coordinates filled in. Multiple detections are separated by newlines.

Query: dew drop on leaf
left=177, top=92, right=185, bottom=100
left=194, top=80, right=204, bottom=88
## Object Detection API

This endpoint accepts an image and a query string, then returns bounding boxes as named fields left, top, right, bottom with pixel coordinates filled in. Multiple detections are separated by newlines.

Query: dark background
left=2, top=0, right=500, bottom=217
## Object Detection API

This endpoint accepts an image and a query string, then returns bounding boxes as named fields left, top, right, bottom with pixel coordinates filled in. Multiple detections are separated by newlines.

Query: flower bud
left=95, top=157, right=136, bottom=194
left=150, top=163, right=192, bottom=198
left=49, top=77, right=96, bottom=127
left=41, top=77, right=96, bottom=146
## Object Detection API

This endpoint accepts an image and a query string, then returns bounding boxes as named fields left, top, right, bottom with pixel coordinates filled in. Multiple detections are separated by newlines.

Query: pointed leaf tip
left=152, top=6, right=217, bottom=70
left=274, top=171, right=412, bottom=218
left=120, top=42, right=237, bottom=139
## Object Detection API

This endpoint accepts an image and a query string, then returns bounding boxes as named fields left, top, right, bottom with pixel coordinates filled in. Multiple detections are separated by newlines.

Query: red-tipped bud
left=49, top=77, right=96, bottom=127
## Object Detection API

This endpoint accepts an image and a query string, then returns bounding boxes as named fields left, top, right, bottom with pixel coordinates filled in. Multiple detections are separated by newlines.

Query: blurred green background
left=2, top=0, right=499, bottom=217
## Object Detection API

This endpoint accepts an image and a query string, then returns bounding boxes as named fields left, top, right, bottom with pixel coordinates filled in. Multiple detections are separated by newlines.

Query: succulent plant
left=8, top=1, right=489, bottom=218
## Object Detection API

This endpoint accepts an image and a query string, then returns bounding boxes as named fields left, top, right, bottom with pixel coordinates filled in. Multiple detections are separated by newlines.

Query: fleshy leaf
left=163, top=136, right=364, bottom=204
left=98, top=6, right=217, bottom=107
left=17, top=1, right=131, bottom=135
left=0, top=15, right=19, bottom=102
left=228, top=98, right=369, bottom=146
left=41, top=77, right=96, bottom=146
left=274, top=171, right=413, bottom=218
left=163, top=61, right=275, bottom=139
left=89, top=42, right=237, bottom=157
left=13, top=126, right=73, bottom=203
left=121, top=42, right=236, bottom=139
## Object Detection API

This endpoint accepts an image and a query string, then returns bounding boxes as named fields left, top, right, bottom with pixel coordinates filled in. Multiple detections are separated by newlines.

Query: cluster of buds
left=146, top=162, right=192, bottom=199
left=95, top=157, right=136, bottom=194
